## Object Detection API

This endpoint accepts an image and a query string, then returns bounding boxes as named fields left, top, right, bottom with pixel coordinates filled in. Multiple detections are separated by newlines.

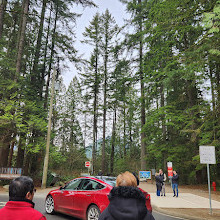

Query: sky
left=62, top=0, right=129, bottom=87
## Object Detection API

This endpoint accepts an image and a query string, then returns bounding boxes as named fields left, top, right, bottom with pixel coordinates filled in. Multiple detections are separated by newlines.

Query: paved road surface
left=0, top=194, right=183, bottom=220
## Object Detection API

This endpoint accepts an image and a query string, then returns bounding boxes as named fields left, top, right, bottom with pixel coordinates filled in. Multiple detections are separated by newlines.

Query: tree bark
left=160, top=84, right=167, bottom=169
left=0, top=0, right=7, bottom=38
left=31, top=0, right=47, bottom=89
left=8, top=141, right=15, bottom=167
left=44, top=3, right=58, bottom=109
left=41, top=2, right=52, bottom=100
left=123, top=102, right=126, bottom=157
left=101, top=45, right=108, bottom=174
left=92, top=75, right=98, bottom=174
left=0, top=142, right=10, bottom=167
left=110, top=108, right=116, bottom=174
left=138, top=0, right=146, bottom=170
left=16, top=134, right=25, bottom=168
left=23, top=153, right=30, bottom=175
left=15, top=0, right=29, bottom=80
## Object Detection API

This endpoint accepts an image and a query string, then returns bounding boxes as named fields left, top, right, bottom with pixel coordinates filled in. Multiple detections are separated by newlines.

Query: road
left=0, top=194, right=184, bottom=220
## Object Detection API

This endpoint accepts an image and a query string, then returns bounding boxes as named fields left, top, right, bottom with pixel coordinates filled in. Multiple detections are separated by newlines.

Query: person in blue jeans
left=155, top=173, right=163, bottom=196
left=172, top=170, right=179, bottom=197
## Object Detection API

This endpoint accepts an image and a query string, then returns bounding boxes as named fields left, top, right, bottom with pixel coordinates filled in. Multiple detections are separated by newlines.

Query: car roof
left=77, top=176, right=108, bottom=184
left=76, top=176, right=115, bottom=187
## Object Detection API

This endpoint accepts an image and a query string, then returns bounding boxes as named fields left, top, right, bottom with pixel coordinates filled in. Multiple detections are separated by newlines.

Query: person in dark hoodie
left=98, top=171, right=155, bottom=220
left=172, top=170, right=179, bottom=197
left=155, top=172, right=163, bottom=196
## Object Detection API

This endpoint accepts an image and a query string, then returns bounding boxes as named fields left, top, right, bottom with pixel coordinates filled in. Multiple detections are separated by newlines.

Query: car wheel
left=87, top=205, right=100, bottom=220
left=45, top=195, right=55, bottom=214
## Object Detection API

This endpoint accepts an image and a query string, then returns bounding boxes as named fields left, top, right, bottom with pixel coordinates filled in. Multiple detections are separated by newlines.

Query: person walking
left=155, top=172, right=163, bottom=197
left=0, top=176, right=46, bottom=220
left=172, top=170, right=179, bottom=197
left=98, top=171, right=155, bottom=220
left=159, top=169, right=167, bottom=196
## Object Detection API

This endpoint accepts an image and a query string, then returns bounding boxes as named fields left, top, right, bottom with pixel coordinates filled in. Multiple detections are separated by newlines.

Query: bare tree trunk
left=8, top=141, right=15, bottom=167
left=92, top=52, right=99, bottom=175
left=41, top=2, right=52, bottom=99
left=160, top=84, right=167, bottom=169
left=123, top=102, right=126, bottom=157
left=110, top=108, right=116, bottom=174
left=209, top=63, right=217, bottom=140
left=101, top=55, right=108, bottom=174
left=138, top=0, right=146, bottom=170
left=44, top=3, right=58, bottom=109
left=216, top=64, right=220, bottom=114
left=0, top=141, right=10, bottom=167
left=15, top=0, right=29, bottom=80
left=92, top=85, right=98, bottom=174
left=0, top=0, right=7, bottom=38
left=23, top=153, right=30, bottom=175
left=16, top=134, right=25, bottom=168
left=31, top=0, right=47, bottom=89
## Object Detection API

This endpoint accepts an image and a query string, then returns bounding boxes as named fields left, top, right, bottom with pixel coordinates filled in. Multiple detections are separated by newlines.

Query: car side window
left=95, top=182, right=105, bottom=190
left=81, top=179, right=91, bottom=190
left=81, top=179, right=104, bottom=191
left=64, top=179, right=82, bottom=190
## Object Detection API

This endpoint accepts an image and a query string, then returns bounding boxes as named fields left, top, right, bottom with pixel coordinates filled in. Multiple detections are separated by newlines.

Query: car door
left=71, top=179, right=103, bottom=219
left=55, top=178, right=83, bottom=215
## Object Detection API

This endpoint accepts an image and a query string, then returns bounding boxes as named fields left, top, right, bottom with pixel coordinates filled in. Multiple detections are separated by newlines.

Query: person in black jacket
left=172, top=170, right=179, bottom=197
left=155, top=172, right=163, bottom=196
left=98, top=171, right=155, bottom=220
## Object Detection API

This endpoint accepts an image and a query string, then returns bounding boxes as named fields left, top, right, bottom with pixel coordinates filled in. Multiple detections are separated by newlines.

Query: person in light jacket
left=159, top=169, right=167, bottom=196
left=98, top=171, right=155, bottom=220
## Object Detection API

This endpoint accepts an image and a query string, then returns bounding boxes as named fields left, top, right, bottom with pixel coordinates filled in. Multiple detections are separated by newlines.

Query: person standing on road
left=0, top=176, right=46, bottom=220
left=155, top=172, right=163, bottom=196
left=172, top=170, right=179, bottom=197
left=159, top=169, right=166, bottom=196
left=98, top=171, right=155, bottom=220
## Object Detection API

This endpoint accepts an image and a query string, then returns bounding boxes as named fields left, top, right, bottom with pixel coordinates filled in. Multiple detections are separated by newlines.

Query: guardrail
left=0, top=168, right=22, bottom=180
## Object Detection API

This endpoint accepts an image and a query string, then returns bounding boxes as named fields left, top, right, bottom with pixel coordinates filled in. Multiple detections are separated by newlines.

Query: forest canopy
left=0, top=0, right=219, bottom=185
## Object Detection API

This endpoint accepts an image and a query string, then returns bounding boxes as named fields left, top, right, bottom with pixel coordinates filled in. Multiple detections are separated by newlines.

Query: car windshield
left=95, top=176, right=116, bottom=187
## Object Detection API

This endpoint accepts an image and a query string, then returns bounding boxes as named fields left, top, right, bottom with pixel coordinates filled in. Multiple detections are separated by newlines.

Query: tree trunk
left=92, top=47, right=99, bottom=174
left=31, top=0, right=47, bottom=94
left=41, top=2, right=52, bottom=100
left=101, top=53, right=108, bottom=174
left=209, top=63, right=217, bottom=139
left=92, top=90, right=97, bottom=174
left=44, top=3, right=58, bottom=109
left=110, top=108, right=116, bottom=174
left=0, top=141, right=10, bottom=167
left=216, top=64, right=220, bottom=116
left=123, top=102, right=126, bottom=157
left=160, top=84, right=167, bottom=169
left=0, top=0, right=7, bottom=38
left=16, top=134, right=25, bottom=168
left=138, top=0, right=146, bottom=170
left=8, top=141, right=15, bottom=167
left=23, top=153, right=30, bottom=175
left=15, top=0, right=29, bottom=80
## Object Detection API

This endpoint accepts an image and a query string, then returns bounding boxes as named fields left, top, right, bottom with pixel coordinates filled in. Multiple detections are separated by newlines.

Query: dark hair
left=132, top=172, right=139, bottom=186
left=9, top=176, right=34, bottom=200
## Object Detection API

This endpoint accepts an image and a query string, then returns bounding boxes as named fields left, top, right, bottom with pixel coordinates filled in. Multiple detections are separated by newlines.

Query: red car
left=45, top=176, right=152, bottom=220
